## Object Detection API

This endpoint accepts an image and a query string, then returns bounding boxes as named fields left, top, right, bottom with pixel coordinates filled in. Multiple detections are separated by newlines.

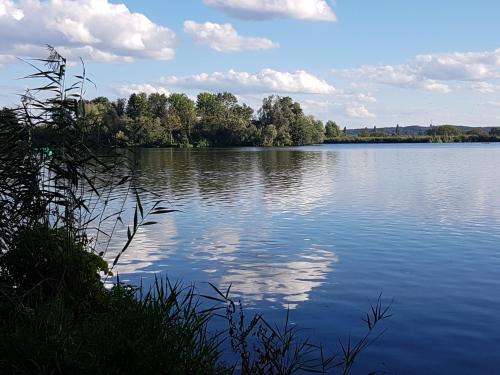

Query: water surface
left=105, top=144, right=500, bottom=374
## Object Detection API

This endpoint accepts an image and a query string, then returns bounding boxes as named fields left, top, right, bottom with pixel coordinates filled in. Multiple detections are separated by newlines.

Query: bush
left=0, top=226, right=109, bottom=307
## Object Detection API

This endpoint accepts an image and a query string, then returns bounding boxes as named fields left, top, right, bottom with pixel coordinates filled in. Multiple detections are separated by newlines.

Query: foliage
left=325, top=121, right=341, bottom=139
left=359, top=128, right=370, bottom=137
left=490, top=127, right=500, bottom=136
left=0, top=225, right=108, bottom=307
left=29, top=90, right=329, bottom=148
left=426, top=125, right=463, bottom=136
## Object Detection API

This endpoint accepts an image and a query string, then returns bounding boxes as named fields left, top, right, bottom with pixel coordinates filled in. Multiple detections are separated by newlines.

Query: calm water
left=105, top=144, right=500, bottom=374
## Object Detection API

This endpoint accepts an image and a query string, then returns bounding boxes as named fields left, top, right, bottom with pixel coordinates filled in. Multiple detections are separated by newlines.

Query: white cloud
left=183, top=20, right=277, bottom=53
left=340, top=65, right=451, bottom=93
left=472, top=82, right=498, bottom=94
left=338, top=48, right=500, bottom=93
left=117, top=84, right=170, bottom=96
left=0, top=0, right=24, bottom=20
left=345, top=104, right=375, bottom=119
left=421, top=80, right=451, bottom=94
left=203, top=0, right=336, bottom=22
left=0, top=54, right=15, bottom=67
left=0, top=0, right=177, bottom=65
left=413, top=50, right=500, bottom=81
left=160, top=69, right=336, bottom=95
left=355, top=93, right=377, bottom=103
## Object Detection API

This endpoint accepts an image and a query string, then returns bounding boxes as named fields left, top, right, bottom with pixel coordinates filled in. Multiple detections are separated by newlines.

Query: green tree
left=148, top=93, right=169, bottom=119
left=196, top=92, right=254, bottom=146
left=261, top=125, right=277, bottom=146
left=84, top=98, right=117, bottom=144
left=258, top=95, right=320, bottom=146
left=126, top=93, right=149, bottom=120
left=426, top=125, right=462, bottom=136
left=325, top=121, right=340, bottom=138
left=360, top=127, right=370, bottom=137
left=113, top=98, right=126, bottom=117
left=167, top=94, right=196, bottom=144
left=489, top=127, right=500, bottom=136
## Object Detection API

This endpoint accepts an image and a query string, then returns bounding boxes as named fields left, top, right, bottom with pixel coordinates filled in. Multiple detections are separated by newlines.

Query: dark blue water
left=104, top=144, right=500, bottom=374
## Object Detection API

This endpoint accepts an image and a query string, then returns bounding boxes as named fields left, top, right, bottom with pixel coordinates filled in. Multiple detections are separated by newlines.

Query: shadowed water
left=103, top=144, right=500, bottom=374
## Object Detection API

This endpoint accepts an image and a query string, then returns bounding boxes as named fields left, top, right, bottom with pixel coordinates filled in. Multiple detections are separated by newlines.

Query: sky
left=1, top=0, right=500, bottom=128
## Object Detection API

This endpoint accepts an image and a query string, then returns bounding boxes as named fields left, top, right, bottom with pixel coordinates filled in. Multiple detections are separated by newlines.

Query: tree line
left=5, top=88, right=499, bottom=147
left=78, top=92, right=337, bottom=147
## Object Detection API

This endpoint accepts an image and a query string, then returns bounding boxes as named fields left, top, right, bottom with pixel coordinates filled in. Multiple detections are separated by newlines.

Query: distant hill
left=347, top=125, right=496, bottom=136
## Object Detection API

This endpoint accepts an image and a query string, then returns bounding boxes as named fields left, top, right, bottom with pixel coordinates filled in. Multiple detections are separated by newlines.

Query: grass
left=0, top=277, right=229, bottom=375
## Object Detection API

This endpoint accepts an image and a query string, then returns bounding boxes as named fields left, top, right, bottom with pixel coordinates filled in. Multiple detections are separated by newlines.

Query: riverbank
left=324, top=134, right=500, bottom=144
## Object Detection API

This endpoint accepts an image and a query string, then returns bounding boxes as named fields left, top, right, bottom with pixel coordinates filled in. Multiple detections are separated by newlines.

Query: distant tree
left=466, top=128, right=487, bottom=136
left=360, top=127, right=370, bottom=137
left=167, top=93, right=196, bottom=142
left=148, top=93, right=169, bottom=119
left=126, top=93, right=149, bottom=119
left=112, top=98, right=126, bottom=117
left=257, top=95, right=323, bottom=146
left=261, top=125, right=277, bottom=146
left=426, top=125, right=462, bottom=136
left=489, top=127, right=500, bottom=136
left=91, top=96, right=111, bottom=106
left=162, top=110, right=182, bottom=145
left=311, top=118, right=325, bottom=144
left=196, top=92, right=253, bottom=146
left=84, top=98, right=119, bottom=144
left=343, top=126, right=347, bottom=136
left=395, top=124, right=400, bottom=135
left=325, top=121, right=340, bottom=138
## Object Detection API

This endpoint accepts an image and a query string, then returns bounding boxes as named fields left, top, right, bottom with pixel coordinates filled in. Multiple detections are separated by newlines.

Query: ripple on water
left=95, top=145, right=500, bottom=375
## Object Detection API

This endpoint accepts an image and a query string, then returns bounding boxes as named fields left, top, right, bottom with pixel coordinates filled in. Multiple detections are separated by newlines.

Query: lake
left=104, top=144, right=500, bottom=374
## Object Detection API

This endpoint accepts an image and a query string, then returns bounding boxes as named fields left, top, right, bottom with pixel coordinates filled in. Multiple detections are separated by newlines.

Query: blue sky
left=1, top=0, right=500, bottom=127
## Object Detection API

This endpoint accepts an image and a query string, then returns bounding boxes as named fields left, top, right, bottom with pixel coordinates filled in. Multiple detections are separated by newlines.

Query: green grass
left=0, top=282, right=229, bottom=375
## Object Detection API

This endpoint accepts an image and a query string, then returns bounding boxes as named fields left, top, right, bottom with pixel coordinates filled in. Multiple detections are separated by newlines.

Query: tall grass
left=0, top=47, right=391, bottom=374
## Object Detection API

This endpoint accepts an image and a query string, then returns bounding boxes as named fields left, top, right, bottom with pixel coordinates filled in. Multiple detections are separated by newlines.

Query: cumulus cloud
left=160, top=69, right=336, bottom=95
left=117, top=84, right=170, bottom=96
left=0, top=0, right=177, bottom=65
left=413, top=50, right=500, bottom=81
left=203, top=0, right=336, bottom=22
left=340, top=65, right=451, bottom=93
left=183, top=20, right=277, bottom=53
left=339, top=48, right=500, bottom=93
left=345, top=104, right=376, bottom=119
